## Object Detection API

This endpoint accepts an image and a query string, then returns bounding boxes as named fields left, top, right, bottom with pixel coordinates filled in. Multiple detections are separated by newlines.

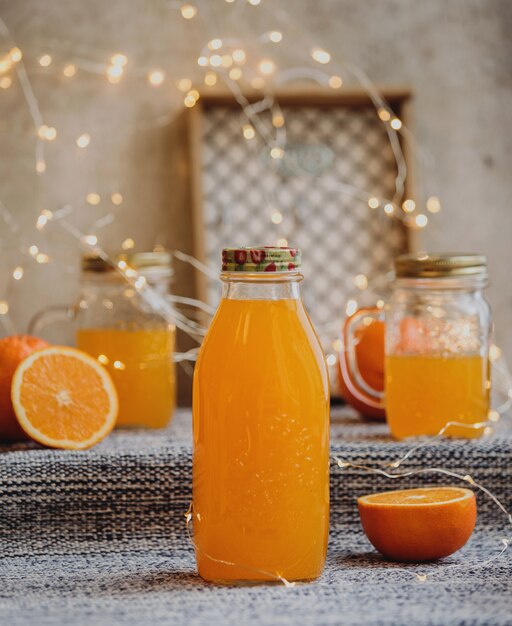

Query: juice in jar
left=193, top=247, right=330, bottom=583
left=77, top=326, right=176, bottom=428
left=385, top=353, right=489, bottom=439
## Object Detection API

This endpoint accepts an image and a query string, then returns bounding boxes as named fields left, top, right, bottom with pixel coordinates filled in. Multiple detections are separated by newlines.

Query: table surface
left=1, top=406, right=511, bottom=626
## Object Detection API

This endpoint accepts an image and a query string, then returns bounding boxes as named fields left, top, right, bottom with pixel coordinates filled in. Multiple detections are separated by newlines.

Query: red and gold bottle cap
left=221, top=246, right=301, bottom=272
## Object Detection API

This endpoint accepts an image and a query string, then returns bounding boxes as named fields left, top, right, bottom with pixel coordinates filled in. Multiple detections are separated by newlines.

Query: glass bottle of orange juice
left=30, top=252, right=176, bottom=428
left=344, top=253, right=491, bottom=439
left=193, top=247, right=330, bottom=583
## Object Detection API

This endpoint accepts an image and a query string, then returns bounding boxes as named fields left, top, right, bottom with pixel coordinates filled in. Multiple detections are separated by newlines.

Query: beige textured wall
left=0, top=0, right=511, bottom=358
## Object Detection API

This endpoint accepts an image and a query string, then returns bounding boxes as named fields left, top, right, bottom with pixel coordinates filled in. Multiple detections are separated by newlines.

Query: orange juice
left=193, top=297, right=330, bottom=583
left=385, top=354, right=489, bottom=439
left=77, top=327, right=175, bottom=428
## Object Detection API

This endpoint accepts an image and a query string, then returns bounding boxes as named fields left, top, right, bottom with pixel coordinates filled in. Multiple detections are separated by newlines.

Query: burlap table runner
left=1, top=408, right=511, bottom=625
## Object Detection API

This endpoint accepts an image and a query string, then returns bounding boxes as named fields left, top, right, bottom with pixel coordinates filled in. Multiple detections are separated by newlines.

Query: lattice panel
left=201, top=103, right=407, bottom=339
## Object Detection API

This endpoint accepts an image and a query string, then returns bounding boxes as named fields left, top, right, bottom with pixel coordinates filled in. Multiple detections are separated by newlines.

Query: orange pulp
left=385, top=354, right=489, bottom=439
left=193, top=298, right=330, bottom=582
left=77, top=327, right=176, bottom=428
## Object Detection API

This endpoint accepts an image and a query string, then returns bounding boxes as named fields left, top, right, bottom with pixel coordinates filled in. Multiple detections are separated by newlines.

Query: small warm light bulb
left=243, top=124, right=255, bottom=139
left=204, top=72, right=217, bottom=86
left=63, top=63, right=76, bottom=78
left=177, top=78, right=192, bottom=92
left=268, top=31, right=283, bottom=43
left=36, top=253, right=50, bottom=264
left=488, top=409, right=500, bottom=422
left=13, top=266, right=24, bottom=280
left=277, top=238, right=288, bottom=247
left=148, top=70, right=165, bottom=86
left=188, top=89, right=199, bottom=100
left=489, top=344, right=502, bottom=362
left=9, top=47, right=22, bottom=62
left=76, top=133, right=91, bottom=148
left=38, top=125, right=57, bottom=141
left=326, top=354, right=337, bottom=367
left=346, top=299, right=358, bottom=316
left=368, top=197, right=379, bottom=209
left=311, top=47, right=331, bottom=64
left=107, top=64, right=123, bottom=83
left=378, top=107, right=391, bottom=122
left=354, top=274, right=368, bottom=290
left=197, top=56, right=208, bottom=67
left=82, top=234, right=98, bottom=246
left=402, top=199, right=416, bottom=213
left=97, top=354, right=109, bottom=365
left=86, top=192, right=101, bottom=205
left=0, top=76, right=12, bottom=89
left=426, top=196, right=441, bottom=213
left=36, top=159, right=46, bottom=173
left=36, top=214, right=48, bottom=230
left=184, top=94, right=197, bottom=107
left=122, top=237, right=135, bottom=250
left=110, top=53, right=128, bottom=67
left=258, top=59, right=275, bottom=75
left=0, top=58, right=12, bottom=73
left=229, top=67, right=242, bottom=80
left=376, top=299, right=385, bottom=309
left=390, top=117, right=402, bottom=130
left=209, top=54, right=222, bottom=67
left=45, top=126, right=57, bottom=141
left=384, top=203, right=394, bottom=215
left=180, top=3, right=197, bottom=18
left=270, top=147, right=284, bottom=159
left=38, top=54, right=52, bottom=67
left=29, top=245, right=39, bottom=257
left=415, top=213, right=428, bottom=228
left=328, top=75, right=343, bottom=89
left=232, top=49, right=246, bottom=64
left=0, top=301, right=8, bottom=315
left=111, top=192, right=123, bottom=205
left=113, top=360, right=126, bottom=370
left=271, top=211, right=283, bottom=224
left=208, top=38, right=222, bottom=50
left=272, top=114, right=284, bottom=128
left=248, top=0, right=261, bottom=4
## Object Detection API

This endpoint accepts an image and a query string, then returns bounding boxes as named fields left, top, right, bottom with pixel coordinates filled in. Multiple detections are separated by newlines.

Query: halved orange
left=11, top=346, right=118, bottom=450
left=358, top=487, right=477, bottom=562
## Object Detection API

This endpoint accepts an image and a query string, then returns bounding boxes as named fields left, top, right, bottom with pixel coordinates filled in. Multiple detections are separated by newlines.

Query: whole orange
left=337, top=308, right=385, bottom=419
left=358, top=487, right=477, bottom=561
left=0, top=335, right=49, bottom=440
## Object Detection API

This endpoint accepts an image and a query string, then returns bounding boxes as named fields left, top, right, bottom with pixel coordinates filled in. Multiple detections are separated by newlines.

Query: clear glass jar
left=30, top=252, right=176, bottom=429
left=345, top=253, right=491, bottom=438
left=193, top=246, right=330, bottom=583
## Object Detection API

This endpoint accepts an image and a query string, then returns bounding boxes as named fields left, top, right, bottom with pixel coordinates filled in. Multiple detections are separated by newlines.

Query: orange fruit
left=358, top=487, right=477, bottom=561
left=338, top=308, right=386, bottom=419
left=0, top=334, right=49, bottom=440
left=11, top=346, right=118, bottom=449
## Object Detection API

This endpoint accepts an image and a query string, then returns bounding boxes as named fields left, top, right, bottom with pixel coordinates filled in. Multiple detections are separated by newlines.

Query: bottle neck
left=220, top=272, right=302, bottom=301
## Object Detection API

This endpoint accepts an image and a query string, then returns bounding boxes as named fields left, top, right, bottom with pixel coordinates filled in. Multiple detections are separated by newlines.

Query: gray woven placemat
left=1, top=407, right=511, bottom=625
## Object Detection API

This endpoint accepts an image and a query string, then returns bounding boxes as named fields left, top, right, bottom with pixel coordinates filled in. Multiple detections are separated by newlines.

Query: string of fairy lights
left=0, top=0, right=511, bottom=582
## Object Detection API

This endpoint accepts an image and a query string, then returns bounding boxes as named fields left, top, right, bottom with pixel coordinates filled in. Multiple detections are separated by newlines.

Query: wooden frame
left=167, top=88, right=415, bottom=404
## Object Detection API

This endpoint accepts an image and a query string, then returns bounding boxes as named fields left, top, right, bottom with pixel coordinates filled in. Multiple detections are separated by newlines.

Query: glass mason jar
left=193, top=247, right=330, bottom=584
left=29, top=252, right=176, bottom=429
left=344, top=253, right=491, bottom=439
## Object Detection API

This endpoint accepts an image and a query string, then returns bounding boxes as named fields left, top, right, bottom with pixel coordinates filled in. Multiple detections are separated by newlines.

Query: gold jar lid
left=395, top=253, right=487, bottom=278
left=82, top=251, right=173, bottom=277
left=118, top=251, right=172, bottom=271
